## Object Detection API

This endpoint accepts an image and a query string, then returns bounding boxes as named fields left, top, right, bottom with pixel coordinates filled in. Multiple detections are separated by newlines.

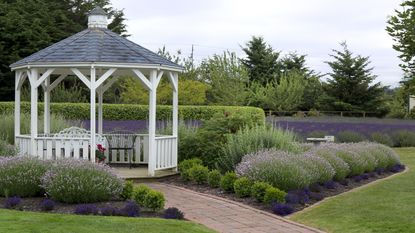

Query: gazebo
left=10, top=7, right=183, bottom=176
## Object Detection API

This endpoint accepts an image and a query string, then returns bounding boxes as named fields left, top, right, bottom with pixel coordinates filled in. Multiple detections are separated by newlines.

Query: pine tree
left=324, top=42, right=385, bottom=112
left=241, top=36, right=280, bottom=85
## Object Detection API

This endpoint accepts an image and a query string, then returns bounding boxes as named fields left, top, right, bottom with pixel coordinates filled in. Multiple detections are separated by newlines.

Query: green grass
left=0, top=209, right=215, bottom=233
left=290, top=148, right=415, bottom=233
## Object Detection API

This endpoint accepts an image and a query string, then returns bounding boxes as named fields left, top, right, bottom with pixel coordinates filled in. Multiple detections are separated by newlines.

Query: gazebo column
left=43, top=76, right=51, bottom=135
left=148, top=70, right=158, bottom=176
left=172, top=73, right=179, bottom=171
left=29, top=69, right=39, bottom=156
left=14, top=71, right=24, bottom=145
left=97, top=89, right=103, bottom=134
left=90, top=67, right=97, bottom=162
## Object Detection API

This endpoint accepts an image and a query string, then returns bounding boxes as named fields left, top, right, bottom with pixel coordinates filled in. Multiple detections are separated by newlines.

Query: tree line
left=1, top=0, right=414, bottom=118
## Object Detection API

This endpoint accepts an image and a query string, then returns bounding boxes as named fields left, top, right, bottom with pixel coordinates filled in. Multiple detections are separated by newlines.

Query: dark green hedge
left=0, top=102, right=265, bottom=124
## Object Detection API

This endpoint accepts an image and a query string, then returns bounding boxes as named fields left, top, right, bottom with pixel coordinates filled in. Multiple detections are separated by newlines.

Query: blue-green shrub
left=0, top=157, right=49, bottom=197
left=41, top=159, right=123, bottom=203
left=336, top=131, right=366, bottom=143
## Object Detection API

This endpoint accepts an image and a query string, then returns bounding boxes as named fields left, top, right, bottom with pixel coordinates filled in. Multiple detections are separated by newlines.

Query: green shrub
left=121, top=180, right=134, bottom=200
left=293, top=154, right=335, bottom=184
left=263, top=187, right=286, bottom=204
left=0, top=157, right=49, bottom=197
left=195, top=112, right=262, bottom=168
left=333, top=147, right=367, bottom=176
left=392, top=130, right=415, bottom=147
left=217, top=125, right=301, bottom=172
left=349, top=143, right=378, bottom=172
left=336, top=131, right=366, bottom=143
left=220, top=172, right=238, bottom=192
left=0, top=102, right=265, bottom=123
left=132, top=184, right=152, bottom=207
left=178, top=158, right=203, bottom=181
left=42, top=159, right=123, bottom=203
left=233, top=177, right=252, bottom=198
left=251, top=181, right=273, bottom=202
left=370, top=132, right=394, bottom=147
left=207, top=170, right=221, bottom=188
left=189, top=165, right=209, bottom=184
left=143, top=190, right=165, bottom=211
left=0, top=140, right=17, bottom=157
left=368, top=143, right=401, bottom=169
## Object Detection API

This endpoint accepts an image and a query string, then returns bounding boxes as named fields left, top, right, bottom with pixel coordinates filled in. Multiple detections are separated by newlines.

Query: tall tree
left=0, top=0, right=128, bottom=101
left=241, top=36, right=280, bottom=85
left=386, top=0, right=415, bottom=76
left=324, top=42, right=385, bottom=112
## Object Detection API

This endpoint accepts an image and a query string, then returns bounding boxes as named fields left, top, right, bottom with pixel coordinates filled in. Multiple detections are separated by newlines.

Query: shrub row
left=236, top=142, right=402, bottom=191
left=0, top=157, right=123, bottom=203
left=0, top=102, right=265, bottom=124
left=306, top=129, right=415, bottom=147
left=178, top=159, right=287, bottom=205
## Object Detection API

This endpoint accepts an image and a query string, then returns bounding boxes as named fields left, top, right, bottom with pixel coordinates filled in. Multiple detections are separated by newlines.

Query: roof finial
left=88, top=7, right=108, bottom=29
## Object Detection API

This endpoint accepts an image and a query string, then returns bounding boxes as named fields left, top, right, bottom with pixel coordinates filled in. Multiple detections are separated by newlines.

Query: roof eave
left=10, top=62, right=184, bottom=72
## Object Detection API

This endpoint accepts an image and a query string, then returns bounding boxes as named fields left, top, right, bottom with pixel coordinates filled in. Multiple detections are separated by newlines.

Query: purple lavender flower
left=272, top=203, right=294, bottom=216
left=309, top=192, right=324, bottom=201
left=74, top=204, right=98, bottom=215
left=100, top=206, right=120, bottom=216
left=361, top=173, right=370, bottom=180
left=353, top=175, right=363, bottom=182
left=164, top=207, right=184, bottom=220
left=4, top=196, right=21, bottom=209
left=324, top=181, right=337, bottom=189
left=389, top=164, right=405, bottom=173
left=121, top=201, right=140, bottom=217
left=40, top=199, right=55, bottom=211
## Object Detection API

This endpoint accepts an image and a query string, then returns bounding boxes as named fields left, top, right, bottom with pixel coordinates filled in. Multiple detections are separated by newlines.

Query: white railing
left=16, top=135, right=91, bottom=160
left=154, top=136, right=177, bottom=170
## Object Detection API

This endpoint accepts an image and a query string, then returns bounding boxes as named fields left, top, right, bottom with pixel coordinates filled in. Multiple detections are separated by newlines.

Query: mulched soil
left=0, top=197, right=164, bottom=218
left=160, top=170, right=402, bottom=215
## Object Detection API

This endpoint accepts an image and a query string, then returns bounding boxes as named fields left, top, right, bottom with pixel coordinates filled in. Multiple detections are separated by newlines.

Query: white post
left=44, top=76, right=51, bottom=135
left=14, top=72, right=21, bottom=145
left=90, top=67, right=96, bottom=162
left=148, top=70, right=157, bottom=176
left=98, top=89, right=103, bottom=134
left=172, top=73, right=179, bottom=171
left=30, top=69, right=39, bottom=156
left=172, top=73, right=179, bottom=137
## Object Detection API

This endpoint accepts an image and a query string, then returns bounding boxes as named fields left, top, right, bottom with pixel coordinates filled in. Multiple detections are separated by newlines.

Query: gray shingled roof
left=10, top=28, right=183, bottom=69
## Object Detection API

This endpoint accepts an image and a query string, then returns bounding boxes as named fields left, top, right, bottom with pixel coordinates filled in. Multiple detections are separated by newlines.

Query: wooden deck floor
left=112, top=166, right=178, bottom=179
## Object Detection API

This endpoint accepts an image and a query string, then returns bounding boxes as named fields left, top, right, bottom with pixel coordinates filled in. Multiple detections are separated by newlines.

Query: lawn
left=0, top=209, right=215, bottom=233
left=290, top=147, right=415, bottom=233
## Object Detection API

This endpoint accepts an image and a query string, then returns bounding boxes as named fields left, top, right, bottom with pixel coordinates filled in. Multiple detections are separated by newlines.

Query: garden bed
left=0, top=197, right=163, bottom=218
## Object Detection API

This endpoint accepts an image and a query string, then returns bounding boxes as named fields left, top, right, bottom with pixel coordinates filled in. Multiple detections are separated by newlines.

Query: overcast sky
left=112, top=0, right=403, bottom=87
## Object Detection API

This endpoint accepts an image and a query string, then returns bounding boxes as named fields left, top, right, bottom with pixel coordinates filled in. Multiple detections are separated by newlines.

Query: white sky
left=112, top=0, right=403, bottom=87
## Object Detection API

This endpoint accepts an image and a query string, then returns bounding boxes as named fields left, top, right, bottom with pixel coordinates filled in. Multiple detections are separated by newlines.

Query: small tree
left=324, top=42, right=385, bottom=112
left=199, top=51, right=249, bottom=106
left=241, top=36, right=280, bottom=85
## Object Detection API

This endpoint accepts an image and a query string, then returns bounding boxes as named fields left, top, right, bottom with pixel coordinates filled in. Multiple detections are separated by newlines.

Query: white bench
left=306, top=135, right=335, bottom=144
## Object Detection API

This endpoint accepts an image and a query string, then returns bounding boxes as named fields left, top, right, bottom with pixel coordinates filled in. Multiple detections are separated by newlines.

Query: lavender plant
left=39, top=199, right=56, bottom=211
left=74, top=204, right=99, bottom=215
left=4, top=196, right=22, bottom=209
left=0, top=157, right=49, bottom=197
left=41, top=159, right=123, bottom=203
left=164, top=207, right=184, bottom=220
left=309, top=145, right=350, bottom=181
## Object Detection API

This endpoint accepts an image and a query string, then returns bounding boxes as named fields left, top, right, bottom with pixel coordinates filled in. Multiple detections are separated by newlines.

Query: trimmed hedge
left=0, top=102, right=265, bottom=124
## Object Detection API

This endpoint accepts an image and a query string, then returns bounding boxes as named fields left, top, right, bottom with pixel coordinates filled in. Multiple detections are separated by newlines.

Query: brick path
left=148, top=183, right=324, bottom=233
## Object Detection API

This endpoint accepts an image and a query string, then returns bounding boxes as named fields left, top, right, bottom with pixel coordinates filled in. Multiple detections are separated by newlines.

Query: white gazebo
left=10, top=7, right=183, bottom=176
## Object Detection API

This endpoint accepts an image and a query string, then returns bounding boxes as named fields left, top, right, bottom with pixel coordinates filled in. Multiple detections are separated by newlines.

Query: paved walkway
left=148, top=183, right=324, bottom=233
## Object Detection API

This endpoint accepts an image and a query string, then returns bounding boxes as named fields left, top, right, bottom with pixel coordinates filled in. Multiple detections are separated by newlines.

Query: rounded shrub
left=41, top=159, right=123, bottom=203
left=233, top=177, right=252, bottom=198
left=311, top=146, right=350, bottom=181
left=0, top=157, right=49, bottom=197
left=188, top=165, right=209, bottom=184
left=263, top=187, right=287, bottom=204
left=220, top=172, right=238, bottom=192
left=132, top=184, right=152, bottom=207
left=392, top=130, right=415, bottom=147
left=164, top=207, right=184, bottom=220
left=369, top=143, right=401, bottom=169
left=178, top=158, right=203, bottom=181
left=336, top=131, right=366, bottom=143
left=143, top=190, right=165, bottom=211
left=370, top=132, right=394, bottom=147
left=121, top=180, right=134, bottom=200
left=251, top=181, right=273, bottom=202
left=349, top=143, right=378, bottom=172
left=293, top=154, right=335, bottom=184
left=207, top=170, right=221, bottom=188
left=333, top=146, right=367, bottom=176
